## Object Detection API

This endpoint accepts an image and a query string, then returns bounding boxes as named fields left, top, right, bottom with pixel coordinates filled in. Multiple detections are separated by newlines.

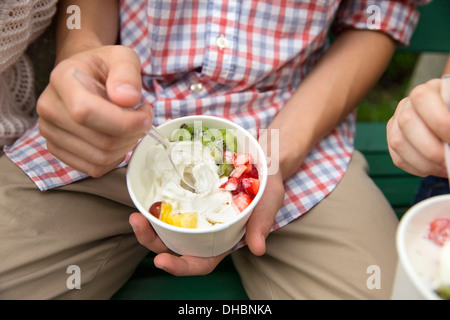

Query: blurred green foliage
left=357, top=52, right=420, bottom=122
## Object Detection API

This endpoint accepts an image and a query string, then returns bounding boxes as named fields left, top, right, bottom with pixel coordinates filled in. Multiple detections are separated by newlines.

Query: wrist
left=278, top=135, right=312, bottom=180
left=260, top=124, right=314, bottom=181
left=55, top=1, right=119, bottom=63
left=56, top=37, right=104, bottom=64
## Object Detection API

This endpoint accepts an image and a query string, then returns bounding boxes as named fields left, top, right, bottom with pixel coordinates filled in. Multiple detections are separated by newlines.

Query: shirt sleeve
left=332, top=0, right=433, bottom=46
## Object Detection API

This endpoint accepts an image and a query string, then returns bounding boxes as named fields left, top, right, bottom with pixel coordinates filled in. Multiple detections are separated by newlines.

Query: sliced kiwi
left=182, top=123, right=209, bottom=140
left=436, top=285, right=450, bottom=300
left=219, top=129, right=236, bottom=152
left=170, top=128, right=192, bottom=141
left=206, top=140, right=224, bottom=163
left=171, top=124, right=238, bottom=175
left=217, top=163, right=235, bottom=177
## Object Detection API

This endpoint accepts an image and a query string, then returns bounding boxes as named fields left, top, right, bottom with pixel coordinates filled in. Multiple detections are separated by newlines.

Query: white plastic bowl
left=127, top=115, right=268, bottom=257
left=391, top=194, right=450, bottom=300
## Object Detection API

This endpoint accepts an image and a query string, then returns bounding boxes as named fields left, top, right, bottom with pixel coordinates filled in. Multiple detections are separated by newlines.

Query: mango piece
left=159, top=202, right=197, bottom=228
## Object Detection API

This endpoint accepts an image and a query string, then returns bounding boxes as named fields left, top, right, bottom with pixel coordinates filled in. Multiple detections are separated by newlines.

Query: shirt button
left=216, top=35, right=228, bottom=49
left=190, top=82, right=203, bottom=93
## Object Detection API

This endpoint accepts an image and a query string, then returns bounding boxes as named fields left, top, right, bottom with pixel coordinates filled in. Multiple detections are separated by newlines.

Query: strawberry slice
left=231, top=179, right=244, bottom=196
left=231, top=165, right=247, bottom=178
left=242, top=164, right=259, bottom=179
left=241, top=177, right=260, bottom=197
left=428, top=217, right=450, bottom=246
left=234, top=153, right=252, bottom=167
left=232, top=193, right=253, bottom=212
left=219, top=177, right=238, bottom=191
left=222, top=150, right=236, bottom=164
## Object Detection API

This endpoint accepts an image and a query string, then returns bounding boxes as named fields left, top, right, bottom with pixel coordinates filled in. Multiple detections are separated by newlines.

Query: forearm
left=268, top=29, right=396, bottom=180
left=55, top=0, right=120, bottom=63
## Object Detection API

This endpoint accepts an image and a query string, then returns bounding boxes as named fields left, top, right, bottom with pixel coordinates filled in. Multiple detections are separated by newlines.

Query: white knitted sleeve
left=0, top=0, right=57, bottom=150
left=0, top=55, right=36, bottom=147
left=0, top=0, right=57, bottom=73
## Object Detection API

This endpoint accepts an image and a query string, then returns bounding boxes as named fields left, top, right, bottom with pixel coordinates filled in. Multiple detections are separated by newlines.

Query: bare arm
left=266, top=29, right=396, bottom=180
left=241, top=29, right=397, bottom=256
left=55, top=0, right=120, bottom=62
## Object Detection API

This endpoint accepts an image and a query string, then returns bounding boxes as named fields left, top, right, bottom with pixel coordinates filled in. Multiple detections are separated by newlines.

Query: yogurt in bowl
left=126, top=115, right=268, bottom=257
left=391, top=194, right=450, bottom=300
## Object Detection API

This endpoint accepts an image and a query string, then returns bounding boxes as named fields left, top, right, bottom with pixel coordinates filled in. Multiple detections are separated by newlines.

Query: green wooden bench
left=354, top=122, right=422, bottom=218
left=111, top=252, right=248, bottom=300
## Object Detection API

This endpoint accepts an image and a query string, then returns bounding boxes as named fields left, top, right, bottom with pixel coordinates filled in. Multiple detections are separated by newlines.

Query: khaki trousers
left=0, top=150, right=398, bottom=299
left=232, top=150, right=399, bottom=299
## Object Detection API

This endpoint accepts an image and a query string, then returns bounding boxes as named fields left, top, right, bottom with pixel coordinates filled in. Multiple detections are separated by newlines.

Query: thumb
left=245, top=173, right=285, bottom=256
left=245, top=208, right=273, bottom=256
left=103, top=45, right=143, bottom=108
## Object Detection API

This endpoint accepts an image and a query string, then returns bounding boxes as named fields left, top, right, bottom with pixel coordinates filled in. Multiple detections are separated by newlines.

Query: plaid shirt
left=5, top=0, right=424, bottom=234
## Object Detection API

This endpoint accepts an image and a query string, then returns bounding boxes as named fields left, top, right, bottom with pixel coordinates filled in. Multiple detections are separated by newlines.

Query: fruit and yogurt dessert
left=143, top=123, right=260, bottom=229
left=408, top=217, right=450, bottom=299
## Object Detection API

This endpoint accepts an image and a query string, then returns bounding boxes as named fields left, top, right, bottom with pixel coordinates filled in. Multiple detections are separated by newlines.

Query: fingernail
left=143, top=118, right=152, bottom=131
left=115, top=84, right=140, bottom=97
left=129, top=221, right=139, bottom=233
left=155, top=263, right=166, bottom=272
left=148, top=104, right=155, bottom=117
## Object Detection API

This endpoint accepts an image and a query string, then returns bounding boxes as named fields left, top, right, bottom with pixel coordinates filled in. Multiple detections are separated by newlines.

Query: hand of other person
left=387, top=78, right=450, bottom=177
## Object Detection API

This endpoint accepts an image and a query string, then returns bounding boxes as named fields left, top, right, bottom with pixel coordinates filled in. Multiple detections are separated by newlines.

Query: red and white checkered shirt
left=5, top=0, right=424, bottom=233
